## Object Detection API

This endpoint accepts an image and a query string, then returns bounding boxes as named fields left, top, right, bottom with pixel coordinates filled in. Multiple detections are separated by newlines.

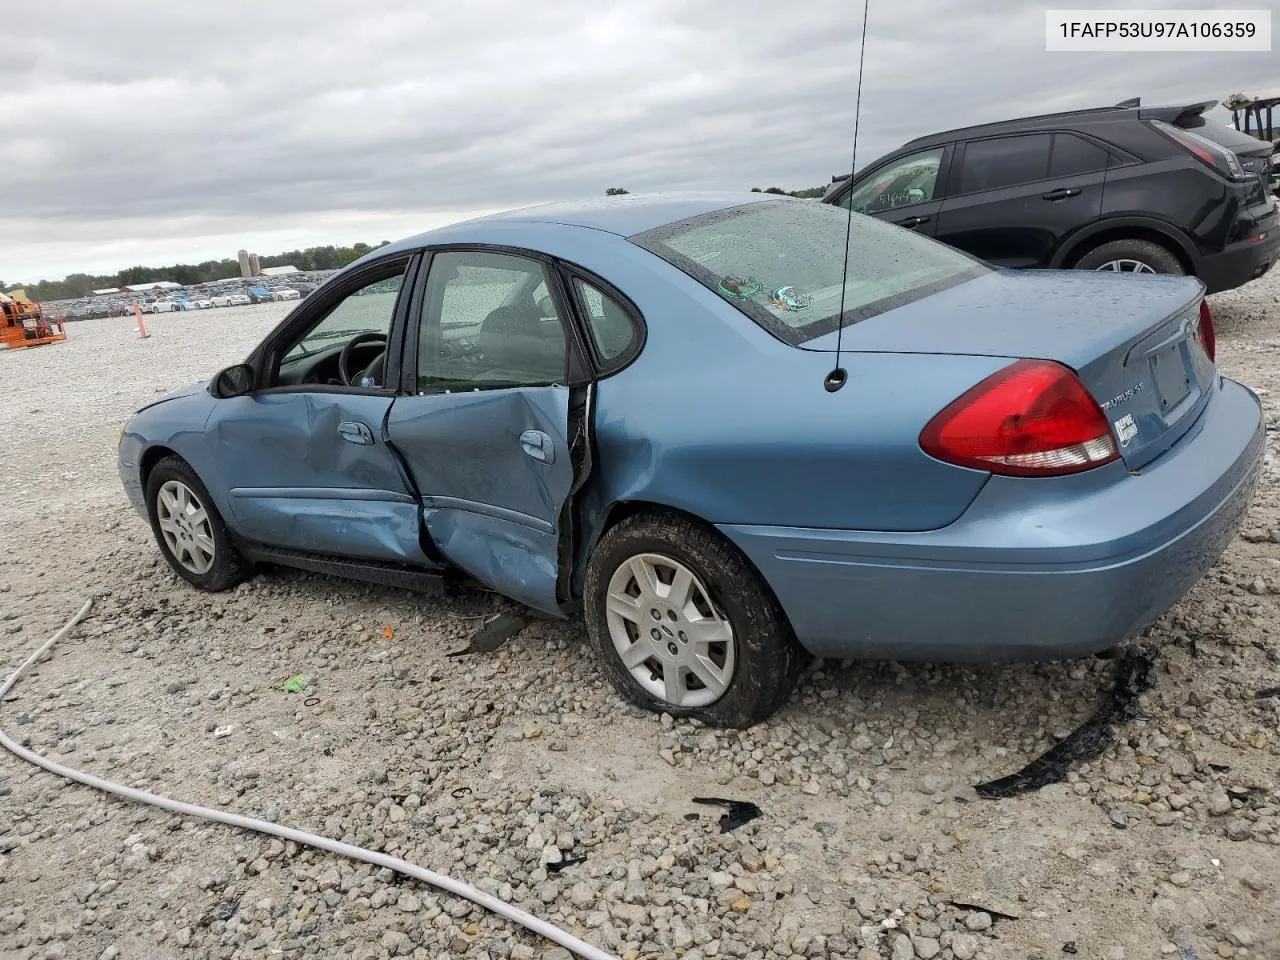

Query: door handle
left=337, top=421, right=374, bottom=445
left=896, top=214, right=931, bottom=227
left=519, top=429, right=554, bottom=464
left=1042, top=187, right=1082, bottom=201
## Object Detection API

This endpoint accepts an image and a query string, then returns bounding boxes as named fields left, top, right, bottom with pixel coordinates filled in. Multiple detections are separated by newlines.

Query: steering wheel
left=338, top=332, right=388, bottom=386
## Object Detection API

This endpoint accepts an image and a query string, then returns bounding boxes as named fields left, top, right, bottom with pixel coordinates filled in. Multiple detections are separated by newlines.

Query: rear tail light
left=1197, top=299, right=1216, bottom=362
left=920, top=360, right=1119, bottom=477
left=1150, top=119, right=1251, bottom=181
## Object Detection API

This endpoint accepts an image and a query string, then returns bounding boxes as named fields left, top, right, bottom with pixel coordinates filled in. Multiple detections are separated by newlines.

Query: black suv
left=822, top=99, right=1278, bottom=294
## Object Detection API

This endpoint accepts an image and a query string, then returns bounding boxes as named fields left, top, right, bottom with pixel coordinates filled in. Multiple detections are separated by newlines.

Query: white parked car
left=144, top=299, right=176, bottom=314
left=189, top=298, right=214, bottom=309
left=227, top=294, right=251, bottom=306
left=272, top=288, right=301, bottom=301
left=210, top=295, right=232, bottom=307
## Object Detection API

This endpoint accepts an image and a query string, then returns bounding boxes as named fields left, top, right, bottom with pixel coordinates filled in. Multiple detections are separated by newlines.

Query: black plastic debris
left=1208, top=763, right=1231, bottom=773
left=450, top=786, right=472, bottom=799
left=948, top=902, right=1019, bottom=923
left=691, top=797, right=762, bottom=832
left=1254, top=685, right=1280, bottom=700
left=547, top=854, right=587, bottom=873
left=974, top=649, right=1156, bottom=799
left=212, top=900, right=238, bottom=922
left=447, top=611, right=530, bottom=657
left=1062, top=941, right=1078, bottom=954
left=683, top=813, right=701, bottom=821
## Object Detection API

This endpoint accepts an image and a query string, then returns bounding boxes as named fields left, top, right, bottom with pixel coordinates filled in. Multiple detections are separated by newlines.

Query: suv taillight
left=1151, top=119, right=1252, bottom=182
left=920, top=360, right=1119, bottom=477
left=1197, top=299, right=1216, bottom=363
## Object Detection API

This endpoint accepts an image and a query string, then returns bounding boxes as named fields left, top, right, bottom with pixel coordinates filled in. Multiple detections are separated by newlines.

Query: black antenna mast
left=825, top=0, right=872, bottom=393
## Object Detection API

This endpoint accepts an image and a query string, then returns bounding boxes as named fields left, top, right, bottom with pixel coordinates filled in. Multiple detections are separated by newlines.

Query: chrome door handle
left=338, top=421, right=374, bottom=445
left=519, top=429, right=554, bottom=463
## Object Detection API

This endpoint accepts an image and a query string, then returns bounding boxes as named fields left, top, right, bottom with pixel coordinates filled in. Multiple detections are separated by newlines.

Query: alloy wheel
left=156, top=479, right=216, bottom=575
left=604, top=553, right=736, bottom=708
left=1094, top=259, right=1156, bottom=274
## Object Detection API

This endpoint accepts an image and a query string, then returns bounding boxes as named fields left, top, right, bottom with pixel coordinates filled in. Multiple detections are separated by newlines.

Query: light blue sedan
left=118, top=193, right=1265, bottom=727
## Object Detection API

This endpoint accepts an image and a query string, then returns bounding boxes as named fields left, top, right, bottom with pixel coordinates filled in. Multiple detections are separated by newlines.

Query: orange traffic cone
left=133, top=301, right=150, bottom=339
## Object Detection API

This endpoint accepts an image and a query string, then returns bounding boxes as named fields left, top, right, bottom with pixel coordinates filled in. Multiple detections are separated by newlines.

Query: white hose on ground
left=0, top=598, right=619, bottom=960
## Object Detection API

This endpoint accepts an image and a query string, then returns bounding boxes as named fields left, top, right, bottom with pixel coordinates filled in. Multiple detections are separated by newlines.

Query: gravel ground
left=0, top=280, right=1278, bottom=960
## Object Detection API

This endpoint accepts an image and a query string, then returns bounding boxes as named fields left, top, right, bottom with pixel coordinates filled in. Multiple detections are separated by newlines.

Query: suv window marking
left=837, top=147, right=947, bottom=213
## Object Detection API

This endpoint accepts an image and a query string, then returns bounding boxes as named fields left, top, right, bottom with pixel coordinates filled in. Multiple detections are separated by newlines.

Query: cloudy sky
left=2, top=0, right=1275, bottom=282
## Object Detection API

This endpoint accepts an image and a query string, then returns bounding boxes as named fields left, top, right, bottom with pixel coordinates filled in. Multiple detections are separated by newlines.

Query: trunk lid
left=802, top=269, right=1215, bottom=470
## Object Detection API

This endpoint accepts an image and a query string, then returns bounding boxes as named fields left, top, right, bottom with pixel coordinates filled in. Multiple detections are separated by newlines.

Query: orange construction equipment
left=0, top=290, right=67, bottom=350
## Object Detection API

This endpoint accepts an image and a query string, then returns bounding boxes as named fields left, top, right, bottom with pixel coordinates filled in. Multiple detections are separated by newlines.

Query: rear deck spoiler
left=1136, top=98, right=1219, bottom=126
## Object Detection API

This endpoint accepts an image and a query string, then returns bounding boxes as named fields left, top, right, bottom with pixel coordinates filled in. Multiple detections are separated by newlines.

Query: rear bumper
left=1198, top=208, right=1280, bottom=294
left=720, top=376, right=1265, bottom=661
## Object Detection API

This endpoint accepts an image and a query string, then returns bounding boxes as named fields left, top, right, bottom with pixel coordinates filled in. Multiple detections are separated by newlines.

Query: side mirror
left=210, top=363, right=255, bottom=399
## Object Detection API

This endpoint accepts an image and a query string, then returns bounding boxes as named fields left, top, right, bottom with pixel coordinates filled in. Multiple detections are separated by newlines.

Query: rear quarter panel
left=525, top=232, right=1013, bottom=537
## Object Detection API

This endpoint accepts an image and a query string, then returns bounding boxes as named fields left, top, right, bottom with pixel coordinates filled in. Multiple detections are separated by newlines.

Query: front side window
left=631, top=199, right=987, bottom=345
left=838, top=147, right=945, bottom=213
left=417, top=251, right=567, bottom=390
left=957, top=134, right=1052, bottom=193
left=282, top=268, right=405, bottom=364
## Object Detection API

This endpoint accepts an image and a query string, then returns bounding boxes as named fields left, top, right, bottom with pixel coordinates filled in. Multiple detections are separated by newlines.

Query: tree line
left=2, top=242, right=390, bottom=303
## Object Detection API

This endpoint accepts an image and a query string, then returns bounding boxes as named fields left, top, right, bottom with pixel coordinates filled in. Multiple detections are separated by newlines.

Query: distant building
left=92, top=287, right=122, bottom=296
left=122, top=281, right=182, bottom=293
left=248, top=253, right=261, bottom=276
left=237, top=249, right=252, bottom=278
left=259, top=265, right=300, bottom=276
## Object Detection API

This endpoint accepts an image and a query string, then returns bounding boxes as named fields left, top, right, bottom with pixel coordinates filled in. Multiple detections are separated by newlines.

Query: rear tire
left=1072, top=238, right=1184, bottom=276
left=584, top=511, right=803, bottom=728
left=145, top=455, right=247, bottom=592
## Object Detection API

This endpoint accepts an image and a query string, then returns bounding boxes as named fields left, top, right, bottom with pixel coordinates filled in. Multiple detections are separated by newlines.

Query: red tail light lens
left=1150, top=119, right=1251, bottom=181
left=1197, top=299, right=1216, bottom=363
left=920, top=359, right=1120, bottom=477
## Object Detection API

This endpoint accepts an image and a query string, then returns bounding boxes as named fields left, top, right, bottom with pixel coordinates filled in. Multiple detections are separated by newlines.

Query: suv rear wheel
left=1072, top=238, right=1184, bottom=276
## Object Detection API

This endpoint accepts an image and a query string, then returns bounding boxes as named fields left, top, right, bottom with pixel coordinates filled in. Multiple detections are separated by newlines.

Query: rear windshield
left=629, top=199, right=988, bottom=345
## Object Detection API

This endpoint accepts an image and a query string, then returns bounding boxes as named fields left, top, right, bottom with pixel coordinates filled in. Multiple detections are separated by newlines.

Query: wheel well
left=1065, top=228, right=1194, bottom=274
left=582, top=499, right=792, bottom=621
left=139, top=445, right=178, bottom=488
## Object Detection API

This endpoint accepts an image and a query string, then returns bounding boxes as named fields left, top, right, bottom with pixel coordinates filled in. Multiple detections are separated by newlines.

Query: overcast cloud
left=1, top=0, right=1275, bottom=281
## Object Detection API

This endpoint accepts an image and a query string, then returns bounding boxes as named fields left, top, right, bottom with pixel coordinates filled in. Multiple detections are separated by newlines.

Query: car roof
left=378, top=192, right=775, bottom=253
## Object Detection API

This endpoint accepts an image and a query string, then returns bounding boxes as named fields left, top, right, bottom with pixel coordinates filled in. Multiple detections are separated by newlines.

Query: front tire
left=145, top=455, right=247, bottom=591
left=1072, top=238, right=1184, bottom=276
left=584, top=511, right=803, bottom=728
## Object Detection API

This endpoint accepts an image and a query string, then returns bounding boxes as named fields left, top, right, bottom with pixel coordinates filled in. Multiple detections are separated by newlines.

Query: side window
left=957, top=134, right=1052, bottom=193
left=839, top=147, right=945, bottom=213
left=1049, top=133, right=1114, bottom=177
left=418, top=251, right=567, bottom=390
left=575, top=278, right=635, bottom=364
left=276, top=264, right=407, bottom=386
